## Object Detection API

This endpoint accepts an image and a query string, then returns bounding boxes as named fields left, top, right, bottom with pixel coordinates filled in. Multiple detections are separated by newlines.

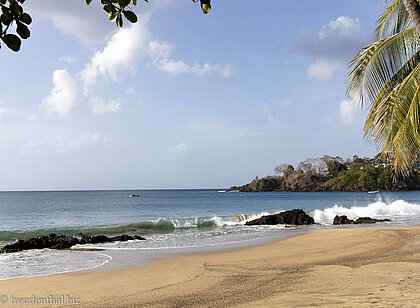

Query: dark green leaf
left=117, top=0, right=130, bottom=8
left=103, top=4, right=114, bottom=13
left=9, top=0, right=22, bottom=16
left=122, top=10, right=137, bottom=23
left=1, top=6, right=11, bottom=17
left=16, top=21, right=30, bottom=39
left=1, top=33, right=21, bottom=51
left=1, top=14, right=13, bottom=26
left=19, top=12, right=31, bottom=25
left=86, top=0, right=93, bottom=5
left=0, top=0, right=6, bottom=4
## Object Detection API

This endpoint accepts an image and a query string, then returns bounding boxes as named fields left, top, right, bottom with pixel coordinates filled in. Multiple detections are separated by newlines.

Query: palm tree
left=347, top=0, right=420, bottom=177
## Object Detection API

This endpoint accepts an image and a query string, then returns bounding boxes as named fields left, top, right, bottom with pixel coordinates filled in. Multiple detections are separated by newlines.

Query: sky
left=0, top=0, right=385, bottom=190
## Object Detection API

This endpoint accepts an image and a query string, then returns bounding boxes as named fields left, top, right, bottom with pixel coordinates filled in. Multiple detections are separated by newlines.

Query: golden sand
left=0, top=226, right=419, bottom=307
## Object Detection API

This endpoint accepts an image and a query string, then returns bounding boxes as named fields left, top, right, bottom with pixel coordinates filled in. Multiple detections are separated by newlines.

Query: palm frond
left=347, top=27, right=420, bottom=107
left=364, top=50, right=420, bottom=143
left=375, top=0, right=412, bottom=40
left=364, top=58, right=420, bottom=176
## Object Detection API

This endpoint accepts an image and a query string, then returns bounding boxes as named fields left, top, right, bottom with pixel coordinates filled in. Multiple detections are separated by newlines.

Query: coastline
left=0, top=226, right=419, bottom=307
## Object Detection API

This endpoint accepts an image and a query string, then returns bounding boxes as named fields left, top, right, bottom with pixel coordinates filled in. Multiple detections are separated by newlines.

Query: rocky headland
left=230, top=154, right=420, bottom=192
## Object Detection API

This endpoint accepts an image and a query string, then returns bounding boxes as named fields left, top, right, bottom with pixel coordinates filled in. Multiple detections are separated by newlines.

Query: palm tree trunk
left=403, top=0, right=420, bottom=33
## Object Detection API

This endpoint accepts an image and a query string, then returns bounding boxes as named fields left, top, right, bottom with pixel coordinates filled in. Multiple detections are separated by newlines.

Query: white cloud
left=307, top=58, right=342, bottom=81
left=319, top=16, right=361, bottom=39
left=59, top=56, right=77, bottom=64
left=339, top=100, right=359, bottom=126
left=293, top=16, right=369, bottom=81
left=156, top=60, right=233, bottom=78
left=168, top=143, right=192, bottom=159
left=89, top=97, right=123, bottom=115
left=26, top=0, right=115, bottom=44
left=22, top=133, right=113, bottom=155
left=148, top=40, right=233, bottom=79
left=40, top=69, right=81, bottom=118
left=42, top=23, right=152, bottom=117
left=41, top=69, right=123, bottom=117
left=80, top=23, right=151, bottom=89
left=148, top=40, right=174, bottom=61
left=27, top=0, right=176, bottom=44
left=38, top=0, right=232, bottom=118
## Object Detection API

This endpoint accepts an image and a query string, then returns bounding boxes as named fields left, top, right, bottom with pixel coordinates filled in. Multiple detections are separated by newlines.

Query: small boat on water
left=368, top=191, right=379, bottom=194
left=129, top=194, right=141, bottom=197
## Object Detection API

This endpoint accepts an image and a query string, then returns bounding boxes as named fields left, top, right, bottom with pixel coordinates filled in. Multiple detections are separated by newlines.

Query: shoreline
left=0, top=226, right=419, bottom=307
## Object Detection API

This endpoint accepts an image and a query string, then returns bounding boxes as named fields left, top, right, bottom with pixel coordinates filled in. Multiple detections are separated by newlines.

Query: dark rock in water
left=333, top=215, right=391, bottom=225
left=0, top=233, right=146, bottom=253
left=333, top=215, right=355, bottom=225
left=245, top=209, right=314, bottom=226
left=354, top=217, right=391, bottom=224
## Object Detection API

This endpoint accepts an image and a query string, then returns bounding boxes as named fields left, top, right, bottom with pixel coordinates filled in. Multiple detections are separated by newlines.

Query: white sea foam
left=313, top=199, right=420, bottom=224
left=0, top=249, right=111, bottom=280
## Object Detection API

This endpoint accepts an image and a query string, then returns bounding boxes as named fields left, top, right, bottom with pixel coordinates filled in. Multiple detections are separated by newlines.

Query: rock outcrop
left=333, top=215, right=391, bottom=225
left=245, top=209, right=315, bottom=226
left=333, top=215, right=355, bottom=225
left=0, top=233, right=146, bottom=253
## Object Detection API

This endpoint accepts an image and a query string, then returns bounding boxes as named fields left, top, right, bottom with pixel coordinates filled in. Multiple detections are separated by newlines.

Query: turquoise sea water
left=0, top=189, right=419, bottom=279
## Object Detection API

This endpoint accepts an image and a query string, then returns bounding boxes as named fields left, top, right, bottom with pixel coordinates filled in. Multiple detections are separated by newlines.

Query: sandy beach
left=0, top=226, right=419, bottom=307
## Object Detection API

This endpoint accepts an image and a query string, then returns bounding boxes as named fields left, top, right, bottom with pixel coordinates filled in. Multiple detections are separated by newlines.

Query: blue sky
left=0, top=0, right=384, bottom=190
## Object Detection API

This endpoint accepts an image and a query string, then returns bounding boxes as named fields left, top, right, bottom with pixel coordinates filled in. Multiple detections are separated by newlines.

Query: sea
left=0, top=189, right=420, bottom=280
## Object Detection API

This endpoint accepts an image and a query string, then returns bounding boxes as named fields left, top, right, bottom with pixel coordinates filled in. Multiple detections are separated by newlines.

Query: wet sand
left=0, top=226, right=419, bottom=307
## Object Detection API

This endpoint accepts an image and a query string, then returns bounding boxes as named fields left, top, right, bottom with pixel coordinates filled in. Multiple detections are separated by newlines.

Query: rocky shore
left=333, top=215, right=391, bottom=225
left=0, top=233, right=146, bottom=253
left=245, top=209, right=314, bottom=225
left=244, top=209, right=390, bottom=226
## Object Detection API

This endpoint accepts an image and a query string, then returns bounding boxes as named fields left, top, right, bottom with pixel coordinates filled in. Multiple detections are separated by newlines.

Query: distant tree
left=377, top=166, right=393, bottom=189
left=284, top=165, right=295, bottom=177
left=297, top=157, right=333, bottom=175
left=321, top=155, right=347, bottom=177
left=297, top=160, right=312, bottom=173
left=310, top=158, right=327, bottom=174
left=274, top=163, right=289, bottom=176
left=0, top=0, right=211, bottom=52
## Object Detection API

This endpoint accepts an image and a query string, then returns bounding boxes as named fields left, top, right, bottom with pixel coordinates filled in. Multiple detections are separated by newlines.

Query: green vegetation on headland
left=229, top=154, right=420, bottom=192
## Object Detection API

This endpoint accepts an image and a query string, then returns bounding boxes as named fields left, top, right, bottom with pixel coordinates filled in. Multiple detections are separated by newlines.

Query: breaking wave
left=0, top=211, right=277, bottom=243
left=313, top=199, right=420, bottom=224
left=3, top=199, right=419, bottom=244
